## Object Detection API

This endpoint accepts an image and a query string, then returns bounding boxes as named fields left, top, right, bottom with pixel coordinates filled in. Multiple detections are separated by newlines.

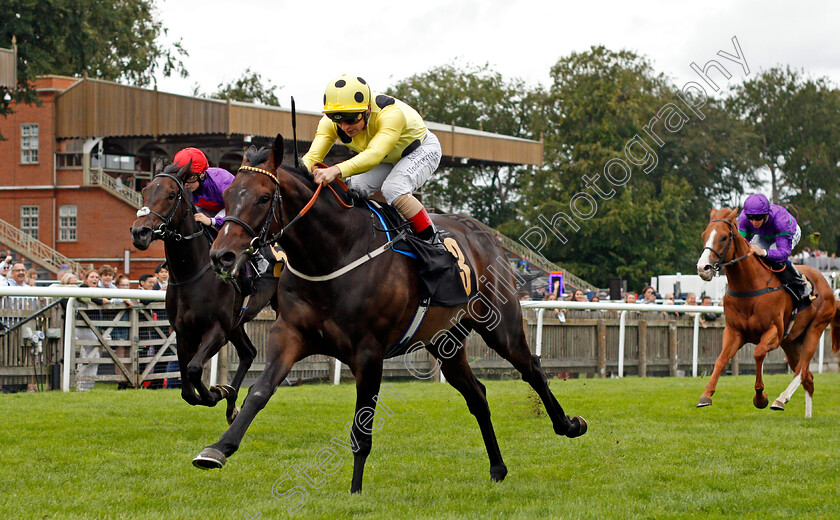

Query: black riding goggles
left=185, top=173, right=203, bottom=183
left=745, top=214, right=767, bottom=222
left=326, top=111, right=364, bottom=124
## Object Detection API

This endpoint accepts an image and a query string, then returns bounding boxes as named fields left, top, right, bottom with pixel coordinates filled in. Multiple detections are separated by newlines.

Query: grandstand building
left=0, top=74, right=544, bottom=278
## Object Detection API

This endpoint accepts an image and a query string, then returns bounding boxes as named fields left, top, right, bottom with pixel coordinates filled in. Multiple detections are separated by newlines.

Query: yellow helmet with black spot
left=323, top=74, right=370, bottom=116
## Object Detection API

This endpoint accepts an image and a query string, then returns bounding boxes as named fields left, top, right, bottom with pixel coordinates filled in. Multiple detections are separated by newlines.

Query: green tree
left=1, top=0, right=187, bottom=89
left=514, top=46, right=752, bottom=289
left=386, top=62, right=542, bottom=227
left=196, top=68, right=281, bottom=106
left=728, top=67, right=840, bottom=254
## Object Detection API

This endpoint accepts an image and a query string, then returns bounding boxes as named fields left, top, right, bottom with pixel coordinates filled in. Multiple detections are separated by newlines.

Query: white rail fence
left=2, top=287, right=835, bottom=391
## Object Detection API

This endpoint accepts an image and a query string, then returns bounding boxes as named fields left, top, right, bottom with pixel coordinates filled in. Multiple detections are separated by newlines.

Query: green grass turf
left=1, top=373, right=839, bottom=519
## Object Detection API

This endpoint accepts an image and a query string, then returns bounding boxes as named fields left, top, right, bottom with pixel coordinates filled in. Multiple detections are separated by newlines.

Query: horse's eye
left=258, top=195, right=271, bottom=204
left=168, top=192, right=176, bottom=200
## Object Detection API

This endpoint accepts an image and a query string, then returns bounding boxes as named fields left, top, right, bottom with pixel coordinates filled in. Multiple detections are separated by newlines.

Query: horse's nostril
left=211, top=250, right=236, bottom=269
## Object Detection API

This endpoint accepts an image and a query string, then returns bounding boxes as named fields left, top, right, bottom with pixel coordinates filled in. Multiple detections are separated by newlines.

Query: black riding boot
left=780, top=260, right=814, bottom=312
left=417, top=222, right=447, bottom=252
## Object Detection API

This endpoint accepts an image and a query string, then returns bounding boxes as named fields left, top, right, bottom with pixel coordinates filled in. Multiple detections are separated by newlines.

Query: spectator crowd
left=0, top=249, right=174, bottom=392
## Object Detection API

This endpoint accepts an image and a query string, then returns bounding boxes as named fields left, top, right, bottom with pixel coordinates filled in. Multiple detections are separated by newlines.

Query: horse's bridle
left=223, top=164, right=353, bottom=257
left=703, top=218, right=753, bottom=273
left=222, top=165, right=285, bottom=255
left=136, top=172, right=205, bottom=242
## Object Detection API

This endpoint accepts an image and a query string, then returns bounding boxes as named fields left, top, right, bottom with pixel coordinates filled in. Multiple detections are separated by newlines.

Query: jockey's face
left=747, top=214, right=767, bottom=228
left=336, top=108, right=369, bottom=138
left=339, top=117, right=366, bottom=138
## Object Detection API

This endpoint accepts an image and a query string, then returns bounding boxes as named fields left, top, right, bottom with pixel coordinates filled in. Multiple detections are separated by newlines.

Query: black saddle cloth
left=765, top=259, right=815, bottom=312
left=367, top=200, right=472, bottom=307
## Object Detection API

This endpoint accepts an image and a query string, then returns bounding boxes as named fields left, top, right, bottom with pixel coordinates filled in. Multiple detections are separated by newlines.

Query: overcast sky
left=154, top=0, right=840, bottom=115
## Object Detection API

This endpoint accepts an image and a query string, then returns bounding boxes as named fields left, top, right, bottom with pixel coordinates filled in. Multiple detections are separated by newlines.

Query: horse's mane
left=244, top=146, right=367, bottom=208
left=710, top=207, right=739, bottom=222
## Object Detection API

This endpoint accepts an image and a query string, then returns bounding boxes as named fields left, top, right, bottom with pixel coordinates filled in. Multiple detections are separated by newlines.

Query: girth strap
left=385, top=297, right=432, bottom=359
left=726, top=285, right=786, bottom=298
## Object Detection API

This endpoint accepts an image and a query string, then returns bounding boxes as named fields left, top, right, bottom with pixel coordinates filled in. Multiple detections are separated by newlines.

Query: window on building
left=21, top=124, right=39, bottom=164
left=20, top=206, right=39, bottom=240
left=59, top=205, right=77, bottom=242
left=56, top=153, right=83, bottom=168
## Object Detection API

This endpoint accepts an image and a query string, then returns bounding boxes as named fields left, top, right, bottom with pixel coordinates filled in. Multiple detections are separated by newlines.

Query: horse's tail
left=831, top=300, right=840, bottom=354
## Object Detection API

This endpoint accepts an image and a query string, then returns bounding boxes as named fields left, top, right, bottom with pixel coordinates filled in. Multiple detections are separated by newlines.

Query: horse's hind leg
left=435, top=342, right=508, bottom=483
left=773, top=327, right=821, bottom=417
left=474, top=315, right=586, bottom=438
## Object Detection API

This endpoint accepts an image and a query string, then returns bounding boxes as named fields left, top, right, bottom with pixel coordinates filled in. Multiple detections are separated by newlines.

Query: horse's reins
left=136, top=172, right=212, bottom=286
left=224, top=165, right=352, bottom=255
left=136, top=172, right=205, bottom=243
left=705, top=218, right=792, bottom=299
left=224, top=164, right=400, bottom=281
left=704, top=218, right=754, bottom=274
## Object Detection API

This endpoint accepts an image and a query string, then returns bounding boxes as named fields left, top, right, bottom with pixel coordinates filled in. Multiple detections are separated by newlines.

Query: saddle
left=773, top=259, right=816, bottom=313
left=364, top=200, right=473, bottom=307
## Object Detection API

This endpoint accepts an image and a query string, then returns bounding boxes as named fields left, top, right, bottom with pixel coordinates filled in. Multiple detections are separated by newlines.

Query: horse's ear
left=272, top=133, right=285, bottom=169
left=176, top=159, right=192, bottom=180
left=153, top=157, right=165, bottom=176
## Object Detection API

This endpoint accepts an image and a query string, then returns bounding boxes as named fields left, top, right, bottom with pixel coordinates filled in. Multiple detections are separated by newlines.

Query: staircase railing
left=84, top=169, right=143, bottom=208
left=0, top=217, right=85, bottom=276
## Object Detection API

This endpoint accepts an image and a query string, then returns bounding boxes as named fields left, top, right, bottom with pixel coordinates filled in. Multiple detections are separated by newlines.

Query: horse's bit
left=222, top=165, right=285, bottom=255
left=136, top=172, right=205, bottom=242
left=703, top=219, right=753, bottom=274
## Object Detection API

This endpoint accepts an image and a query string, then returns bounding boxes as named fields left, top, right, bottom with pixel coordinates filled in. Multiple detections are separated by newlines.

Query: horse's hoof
left=490, top=464, right=508, bottom=482
left=566, top=416, right=588, bottom=438
left=770, top=400, right=786, bottom=411
left=697, top=396, right=712, bottom=407
left=210, top=385, right=229, bottom=399
left=226, top=406, right=240, bottom=426
left=192, top=447, right=227, bottom=470
left=754, top=392, right=769, bottom=409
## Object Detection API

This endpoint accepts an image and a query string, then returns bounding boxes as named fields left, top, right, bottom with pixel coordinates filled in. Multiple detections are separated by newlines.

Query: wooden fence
left=2, top=301, right=838, bottom=392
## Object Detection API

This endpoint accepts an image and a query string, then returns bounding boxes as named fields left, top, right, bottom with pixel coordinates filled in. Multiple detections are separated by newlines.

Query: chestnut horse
left=192, top=136, right=587, bottom=493
left=130, top=160, right=279, bottom=423
left=695, top=208, right=840, bottom=417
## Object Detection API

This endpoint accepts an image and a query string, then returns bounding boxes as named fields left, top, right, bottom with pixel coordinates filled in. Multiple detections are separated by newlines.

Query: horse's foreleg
left=437, top=347, right=507, bottom=483
left=193, top=330, right=303, bottom=469
left=177, top=342, right=201, bottom=406
left=348, top=350, right=385, bottom=494
left=753, top=329, right=781, bottom=409
left=221, top=327, right=258, bottom=424
left=188, top=323, right=228, bottom=406
left=699, top=326, right=742, bottom=407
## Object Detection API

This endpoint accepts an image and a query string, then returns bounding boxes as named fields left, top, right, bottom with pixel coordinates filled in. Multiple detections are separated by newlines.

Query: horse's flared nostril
left=210, top=249, right=236, bottom=272
left=131, top=227, right=152, bottom=249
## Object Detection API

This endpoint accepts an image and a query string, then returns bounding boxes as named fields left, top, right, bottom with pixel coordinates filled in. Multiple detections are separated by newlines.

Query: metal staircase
left=84, top=168, right=143, bottom=208
left=0, top=217, right=85, bottom=276
left=0, top=169, right=140, bottom=276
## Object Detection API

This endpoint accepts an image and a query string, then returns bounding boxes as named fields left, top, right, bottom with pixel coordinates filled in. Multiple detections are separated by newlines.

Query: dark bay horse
left=192, top=136, right=587, bottom=493
left=130, top=160, right=279, bottom=423
left=696, top=208, right=840, bottom=417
